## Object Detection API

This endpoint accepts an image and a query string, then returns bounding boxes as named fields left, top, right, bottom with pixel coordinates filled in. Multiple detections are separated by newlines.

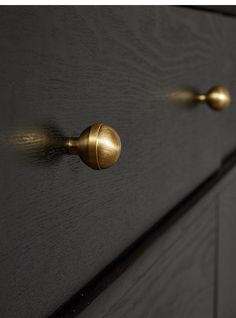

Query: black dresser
left=1, top=6, right=236, bottom=318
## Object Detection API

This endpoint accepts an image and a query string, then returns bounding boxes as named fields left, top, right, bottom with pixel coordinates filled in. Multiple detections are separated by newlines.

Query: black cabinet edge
left=185, top=6, right=236, bottom=18
left=49, top=148, right=236, bottom=318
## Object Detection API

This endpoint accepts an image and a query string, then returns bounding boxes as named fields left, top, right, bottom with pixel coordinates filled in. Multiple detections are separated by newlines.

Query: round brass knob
left=66, top=123, right=121, bottom=170
left=196, top=86, right=231, bottom=111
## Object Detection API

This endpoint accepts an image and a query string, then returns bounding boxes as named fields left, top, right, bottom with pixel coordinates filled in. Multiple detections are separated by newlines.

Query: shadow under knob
left=66, top=123, right=121, bottom=170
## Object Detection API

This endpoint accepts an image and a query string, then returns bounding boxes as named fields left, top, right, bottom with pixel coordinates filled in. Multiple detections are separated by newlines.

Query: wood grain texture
left=50, top=149, right=236, bottom=317
left=0, top=6, right=236, bottom=317
left=70, top=165, right=236, bottom=318
left=79, top=192, right=216, bottom=318
left=189, top=6, right=236, bottom=17
left=217, top=171, right=236, bottom=318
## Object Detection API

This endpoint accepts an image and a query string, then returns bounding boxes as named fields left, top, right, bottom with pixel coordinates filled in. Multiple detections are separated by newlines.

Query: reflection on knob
left=5, top=123, right=121, bottom=170
left=66, top=123, right=121, bottom=170
left=196, top=86, right=231, bottom=111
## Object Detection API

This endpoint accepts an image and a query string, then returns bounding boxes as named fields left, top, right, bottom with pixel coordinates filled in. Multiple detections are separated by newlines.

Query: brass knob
left=66, top=123, right=121, bottom=170
left=196, top=86, right=231, bottom=111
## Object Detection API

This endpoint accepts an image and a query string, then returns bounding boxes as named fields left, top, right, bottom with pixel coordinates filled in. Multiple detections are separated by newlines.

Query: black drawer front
left=65, top=164, right=236, bottom=318
left=217, top=169, right=236, bottom=318
left=1, top=6, right=236, bottom=318
left=78, top=191, right=216, bottom=318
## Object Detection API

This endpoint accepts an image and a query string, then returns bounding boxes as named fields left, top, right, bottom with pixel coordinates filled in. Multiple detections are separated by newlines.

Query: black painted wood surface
left=190, top=6, right=236, bottom=17
left=1, top=6, right=236, bottom=317
left=78, top=185, right=216, bottom=318
left=217, top=169, right=236, bottom=317
left=50, top=149, right=236, bottom=317
left=71, top=162, right=236, bottom=318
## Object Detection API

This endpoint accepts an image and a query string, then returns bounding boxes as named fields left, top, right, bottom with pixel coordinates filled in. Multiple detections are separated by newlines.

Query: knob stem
left=65, top=123, right=121, bottom=170
left=66, top=137, right=80, bottom=155
left=196, top=86, right=230, bottom=111
left=196, top=94, right=206, bottom=103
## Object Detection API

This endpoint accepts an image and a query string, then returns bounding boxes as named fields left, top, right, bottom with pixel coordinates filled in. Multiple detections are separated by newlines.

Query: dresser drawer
left=78, top=188, right=216, bottom=318
left=59, top=162, right=236, bottom=318
left=1, top=6, right=236, bottom=318
left=217, top=167, right=236, bottom=317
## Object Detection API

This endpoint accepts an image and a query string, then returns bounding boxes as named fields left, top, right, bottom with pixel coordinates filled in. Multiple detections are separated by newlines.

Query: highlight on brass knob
left=4, top=123, right=121, bottom=170
left=66, top=123, right=121, bottom=170
left=196, top=86, right=231, bottom=111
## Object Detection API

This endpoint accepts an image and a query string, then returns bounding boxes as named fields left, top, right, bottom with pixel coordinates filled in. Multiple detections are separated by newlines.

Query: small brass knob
left=196, top=86, right=231, bottom=111
left=66, top=123, right=121, bottom=170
